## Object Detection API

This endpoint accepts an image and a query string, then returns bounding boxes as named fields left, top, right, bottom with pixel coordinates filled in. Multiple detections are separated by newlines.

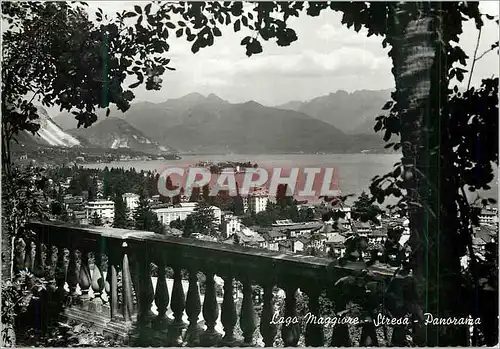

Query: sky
left=76, top=2, right=500, bottom=107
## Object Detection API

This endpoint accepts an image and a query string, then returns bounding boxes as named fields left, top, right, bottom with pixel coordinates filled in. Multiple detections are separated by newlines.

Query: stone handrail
left=21, top=221, right=399, bottom=346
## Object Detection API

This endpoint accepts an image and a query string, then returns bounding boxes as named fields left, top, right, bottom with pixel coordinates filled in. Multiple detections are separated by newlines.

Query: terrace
left=18, top=221, right=400, bottom=347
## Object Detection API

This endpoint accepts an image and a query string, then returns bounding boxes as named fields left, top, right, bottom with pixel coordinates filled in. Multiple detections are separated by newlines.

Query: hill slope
left=67, top=118, right=176, bottom=154
left=16, top=107, right=82, bottom=147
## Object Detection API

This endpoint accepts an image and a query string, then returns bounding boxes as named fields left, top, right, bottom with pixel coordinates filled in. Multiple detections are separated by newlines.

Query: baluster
left=108, top=251, right=119, bottom=320
left=168, top=266, right=186, bottom=346
left=55, top=247, right=67, bottom=304
left=67, top=248, right=80, bottom=304
left=46, top=245, right=58, bottom=292
left=121, top=242, right=133, bottom=322
left=304, top=287, right=324, bottom=346
left=330, top=293, right=351, bottom=347
left=90, top=252, right=105, bottom=313
left=102, top=253, right=110, bottom=304
left=240, top=279, right=257, bottom=346
left=201, top=270, right=221, bottom=346
left=137, top=254, right=155, bottom=325
left=24, top=241, right=35, bottom=272
left=129, top=254, right=140, bottom=314
left=281, top=286, right=301, bottom=347
left=260, top=284, right=278, bottom=347
left=359, top=317, right=378, bottom=346
left=33, top=240, right=45, bottom=278
left=221, top=275, right=237, bottom=345
left=185, top=269, right=202, bottom=346
left=391, top=323, right=407, bottom=346
left=153, top=255, right=170, bottom=329
left=330, top=321, right=351, bottom=347
left=14, top=238, right=26, bottom=274
left=79, top=251, right=92, bottom=308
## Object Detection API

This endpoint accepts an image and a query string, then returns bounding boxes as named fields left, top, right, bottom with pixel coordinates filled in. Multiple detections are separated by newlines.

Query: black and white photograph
left=1, top=1, right=499, bottom=347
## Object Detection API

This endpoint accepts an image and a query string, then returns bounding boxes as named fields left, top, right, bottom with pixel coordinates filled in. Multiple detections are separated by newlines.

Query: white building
left=85, top=200, right=115, bottom=224
left=153, top=202, right=222, bottom=226
left=122, top=193, right=140, bottom=215
left=221, top=214, right=242, bottom=238
left=478, top=208, right=498, bottom=225
left=246, top=188, right=269, bottom=214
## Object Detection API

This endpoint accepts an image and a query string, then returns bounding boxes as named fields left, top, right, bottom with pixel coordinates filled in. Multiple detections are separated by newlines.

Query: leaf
left=134, top=5, right=142, bottom=14
left=374, top=120, right=383, bottom=132
left=106, top=108, right=110, bottom=117
left=166, top=22, right=175, bottom=29
left=234, top=19, right=241, bottom=32
left=213, top=27, right=222, bottom=37
left=176, top=28, right=183, bottom=38
left=144, top=3, right=151, bottom=15
left=123, top=12, right=137, bottom=18
left=382, top=101, right=393, bottom=110
left=129, top=81, right=140, bottom=89
left=241, top=36, right=251, bottom=46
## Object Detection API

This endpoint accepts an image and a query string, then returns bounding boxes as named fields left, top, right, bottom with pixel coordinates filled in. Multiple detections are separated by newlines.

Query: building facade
left=85, top=200, right=115, bottom=224
left=246, top=188, right=269, bottom=214
left=122, top=193, right=140, bottom=216
left=153, top=202, right=222, bottom=226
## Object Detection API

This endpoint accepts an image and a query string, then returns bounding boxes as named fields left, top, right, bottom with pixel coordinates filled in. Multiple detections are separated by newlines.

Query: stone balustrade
left=18, top=221, right=399, bottom=347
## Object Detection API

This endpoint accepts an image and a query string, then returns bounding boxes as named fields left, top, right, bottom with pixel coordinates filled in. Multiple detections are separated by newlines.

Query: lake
left=82, top=153, right=497, bottom=207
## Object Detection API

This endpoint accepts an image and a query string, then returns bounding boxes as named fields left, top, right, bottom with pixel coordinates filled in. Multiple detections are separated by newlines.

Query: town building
left=150, top=195, right=160, bottom=205
left=85, top=199, right=115, bottom=224
left=278, top=239, right=294, bottom=253
left=272, top=220, right=323, bottom=238
left=368, top=229, right=387, bottom=244
left=324, top=233, right=347, bottom=257
left=478, top=208, right=498, bottom=225
left=309, top=233, right=328, bottom=250
left=122, top=193, right=140, bottom=216
left=292, top=236, right=310, bottom=253
left=246, top=188, right=269, bottom=214
left=152, top=202, right=222, bottom=226
left=72, top=210, right=87, bottom=225
left=221, top=214, right=242, bottom=238
left=223, top=227, right=266, bottom=248
left=352, top=221, right=372, bottom=234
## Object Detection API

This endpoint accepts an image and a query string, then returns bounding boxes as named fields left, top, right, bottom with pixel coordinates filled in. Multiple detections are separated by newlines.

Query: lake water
left=82, top=153, right=497, bottom=207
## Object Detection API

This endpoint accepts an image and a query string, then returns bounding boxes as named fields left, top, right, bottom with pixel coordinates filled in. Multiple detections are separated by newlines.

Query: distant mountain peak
left=180, top=92, right=205, bottom=101
left=242, top=100, right=262, bottom=107
left=206, top=93, right=226, bottom=103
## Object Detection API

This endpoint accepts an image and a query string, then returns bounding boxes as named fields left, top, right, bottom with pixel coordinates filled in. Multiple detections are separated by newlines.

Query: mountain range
left=53, top=90, right=393, bottom=154
left=276, top=89, right=392, bottom=134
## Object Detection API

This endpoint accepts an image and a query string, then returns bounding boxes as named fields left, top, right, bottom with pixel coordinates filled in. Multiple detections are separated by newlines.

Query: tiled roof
left=325, top=234, right=346, bottom=244
left=369, top=229, right=387, bottom=237
left=472, top=237, right=487, bottom=246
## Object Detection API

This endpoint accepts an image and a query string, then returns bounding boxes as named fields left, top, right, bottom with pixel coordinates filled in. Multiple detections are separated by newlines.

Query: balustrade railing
left=18, top=221, right=398, bottom=347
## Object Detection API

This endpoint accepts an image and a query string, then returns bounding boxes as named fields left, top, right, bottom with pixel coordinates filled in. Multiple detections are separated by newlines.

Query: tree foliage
left=1, top=1, right=174, bottom=170
left=133, top=196, right=165, bottom=234
left=89, top=211, right=103, bottom=226
left=191, top=201, right=218, bottom=236
left=112, top=195, right=130, bottom=229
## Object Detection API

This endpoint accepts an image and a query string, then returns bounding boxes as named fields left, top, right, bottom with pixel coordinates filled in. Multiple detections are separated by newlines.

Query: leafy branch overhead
left=2, top=1, right=173, bottom=138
